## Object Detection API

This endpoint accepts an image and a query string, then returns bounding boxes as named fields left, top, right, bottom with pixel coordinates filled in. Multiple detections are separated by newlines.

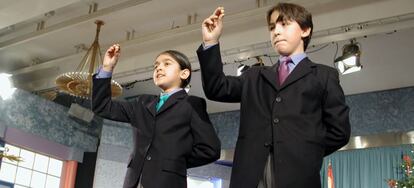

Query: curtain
left=320, top=145, right=412, bottom=188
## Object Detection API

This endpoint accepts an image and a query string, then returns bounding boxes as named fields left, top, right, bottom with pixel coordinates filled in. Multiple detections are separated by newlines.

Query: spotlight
left=334, top=39, right=362, bottom=75
left=252, top=56, right=264, bottom=67
left=236, top=56, right=265, bottom=76
left=0, top=73, right=16, bottom=100
left=237, top=64, right=249, bottom=76
left=185, top=84, right=191, bottom=93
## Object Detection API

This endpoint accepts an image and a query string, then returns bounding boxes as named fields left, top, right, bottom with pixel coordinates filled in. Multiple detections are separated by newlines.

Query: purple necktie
left=278, top=56, right=292, bottom=85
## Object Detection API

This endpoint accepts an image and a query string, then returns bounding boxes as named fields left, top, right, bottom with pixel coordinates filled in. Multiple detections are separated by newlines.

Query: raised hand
left=102, top=44, right=121, bottom=72
left=202, top=7, right=225, bottom=46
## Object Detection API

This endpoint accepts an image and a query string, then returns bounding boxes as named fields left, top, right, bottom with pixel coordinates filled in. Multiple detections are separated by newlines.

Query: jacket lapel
left=260, top=64, right=281, bottom=91
left=156, top=90, right=187, bottom=115
left=145, top=90, right=187, bottom=117
left=260, top=58, right=315, bottom=92
left=279, top=58, right=314, bottom=90
left=145, top=96, right=158, bottom=117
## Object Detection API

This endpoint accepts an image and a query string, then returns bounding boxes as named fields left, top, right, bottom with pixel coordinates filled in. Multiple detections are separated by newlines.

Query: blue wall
left=0, top=89, right=101, bottom=160
left=93, top=119, right=132, bottom=188
left=210, top=87, right=414, bottom=149
left=346, top=87, right=414, bottom=136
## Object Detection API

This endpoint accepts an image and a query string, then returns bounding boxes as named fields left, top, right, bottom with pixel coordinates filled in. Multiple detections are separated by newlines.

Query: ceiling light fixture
left=55, top=20, right=122, bottom=99
left=252, top=56, right=264, bottom=67
left=334, top=39, right=363, bottom=75
left=0, top=73, right=16, bottom=100
left=236, top=64, right=249, bottom=76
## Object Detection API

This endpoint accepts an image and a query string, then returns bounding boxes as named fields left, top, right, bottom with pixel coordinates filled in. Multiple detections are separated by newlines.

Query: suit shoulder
left=127, top=94, right=156, bottom=103
left=244, top=65, right=262, bottom=74
left=186, top=96, right=209, bottom=118
left=186, top=96, right=207, bottom=110
left=186, top=95, right=206, bottom=104
left=140, top=94, right=157, bottom=98
left=312, top=62, right=337, bottom=72
left=236, top=65, right=263, bottom=79
left=310, top=61, right=338, bottom=74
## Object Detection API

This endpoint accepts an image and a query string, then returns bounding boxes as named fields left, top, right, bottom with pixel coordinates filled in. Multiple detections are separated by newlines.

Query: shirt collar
left=160, top=88, right=183, bottom=97
left=279, top=53, right=307, bottom=65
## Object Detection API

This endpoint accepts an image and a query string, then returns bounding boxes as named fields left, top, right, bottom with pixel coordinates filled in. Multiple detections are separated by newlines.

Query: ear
left=301, top=27, right=311, bottom=38
left=180, top=69, right=190, bottom=80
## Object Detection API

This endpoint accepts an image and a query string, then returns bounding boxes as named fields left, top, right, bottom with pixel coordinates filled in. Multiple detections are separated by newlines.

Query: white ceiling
left=0, top=0, right=78, bottom=29
left=1, top=0, right=414, bottom=113
left=122, top=27, right=414, bottom=113
left=0, top=0, right=258, bottom=71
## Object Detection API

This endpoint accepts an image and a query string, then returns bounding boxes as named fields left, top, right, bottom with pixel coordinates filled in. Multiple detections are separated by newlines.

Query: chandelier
left=0, top=146, right=22, bottom=163
left=55, top=20, right=122, bottom=99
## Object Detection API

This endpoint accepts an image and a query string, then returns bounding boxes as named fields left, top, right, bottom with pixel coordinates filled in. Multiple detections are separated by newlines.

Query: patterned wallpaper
left=100, top=119, right=132, bottom=149
left=0, top=89, right=101, bottom=153
left=346, top=87, right=414, bottom=136
left=93, top=119, right=132, bottom=188
left=210, top=86, right=414, bottom=149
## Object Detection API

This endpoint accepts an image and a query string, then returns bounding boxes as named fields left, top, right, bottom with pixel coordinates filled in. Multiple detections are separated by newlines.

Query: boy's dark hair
left=266, top=3, right=313, bottom=50
left=159, top=50, right=192, bottom=88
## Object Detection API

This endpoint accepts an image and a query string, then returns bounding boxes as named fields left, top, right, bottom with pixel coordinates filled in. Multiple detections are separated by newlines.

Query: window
left=187, top=176, right=222, bottom=188
left=0, top=144, right=63, bottom=188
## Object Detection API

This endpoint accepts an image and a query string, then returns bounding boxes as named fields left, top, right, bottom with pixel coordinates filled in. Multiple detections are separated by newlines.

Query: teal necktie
left=156, top=95, right=169, bottom=112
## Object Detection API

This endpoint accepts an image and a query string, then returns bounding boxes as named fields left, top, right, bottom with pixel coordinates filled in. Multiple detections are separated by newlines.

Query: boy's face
left=153, top=54, right=190, bottom=91
left=268, top=11, right=311, bottom=56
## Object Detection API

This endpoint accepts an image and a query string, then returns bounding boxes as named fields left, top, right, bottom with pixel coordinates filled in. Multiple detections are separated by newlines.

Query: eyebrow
left=268, top=18, right=280, bottom=25
left=153, top=58, right=174, bottom=66
left=163, top=58, right=174, bottom=62
left=268, top=18, right=291, bottom=27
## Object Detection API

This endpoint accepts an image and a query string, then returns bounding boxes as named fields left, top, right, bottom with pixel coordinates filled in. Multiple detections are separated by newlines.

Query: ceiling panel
left=1, top=0, right=414, bottom=114
left=0, top=0, right=80, bottom=28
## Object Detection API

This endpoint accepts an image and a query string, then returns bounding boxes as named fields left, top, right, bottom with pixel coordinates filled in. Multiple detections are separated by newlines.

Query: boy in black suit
left=92, top=44, right=221, bottom=188
left=197, top=3, right=350, bottom=188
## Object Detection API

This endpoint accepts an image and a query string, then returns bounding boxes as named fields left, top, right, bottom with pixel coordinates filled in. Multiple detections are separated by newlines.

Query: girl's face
left=153, top=54, right=190, bottom=92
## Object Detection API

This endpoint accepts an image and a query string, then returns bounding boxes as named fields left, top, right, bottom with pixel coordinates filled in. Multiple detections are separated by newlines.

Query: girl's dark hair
left=158, top=50, right=192, bottom=88
left=266, top=3, right=313, bottom=50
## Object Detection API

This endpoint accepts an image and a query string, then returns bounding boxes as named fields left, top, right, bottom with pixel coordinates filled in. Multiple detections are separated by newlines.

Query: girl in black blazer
left=92, top=44, right=221, bottom=188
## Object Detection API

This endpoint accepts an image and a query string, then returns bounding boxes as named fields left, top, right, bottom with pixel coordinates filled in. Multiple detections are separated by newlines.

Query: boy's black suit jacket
left=197, top=44, right=350, bottom=188
left=92, top=76, right=221, bottom=188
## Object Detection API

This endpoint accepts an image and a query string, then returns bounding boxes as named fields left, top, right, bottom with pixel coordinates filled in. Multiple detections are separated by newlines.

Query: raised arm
left=197, top=7, right=245, bottom=102
left=92, top=44, right=133, bottom=123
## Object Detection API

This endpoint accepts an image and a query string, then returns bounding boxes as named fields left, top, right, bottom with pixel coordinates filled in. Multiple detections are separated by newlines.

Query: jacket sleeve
left=197, top=44, right=245, bottom=103
left=322, top=69, right=351, bottom=156
left=186, top=97, right=221, bottom=168
left=92, top=75, right=133, bottom=123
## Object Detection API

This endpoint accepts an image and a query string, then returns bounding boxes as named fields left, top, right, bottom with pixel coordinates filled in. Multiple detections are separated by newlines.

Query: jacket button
left=273, top=118, right=279, bottom=124
left=275, top=97, right=282, bottom=103
left=277, top=159, right=282, bottom=163
left=146, top=156, right=152, bottom=161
